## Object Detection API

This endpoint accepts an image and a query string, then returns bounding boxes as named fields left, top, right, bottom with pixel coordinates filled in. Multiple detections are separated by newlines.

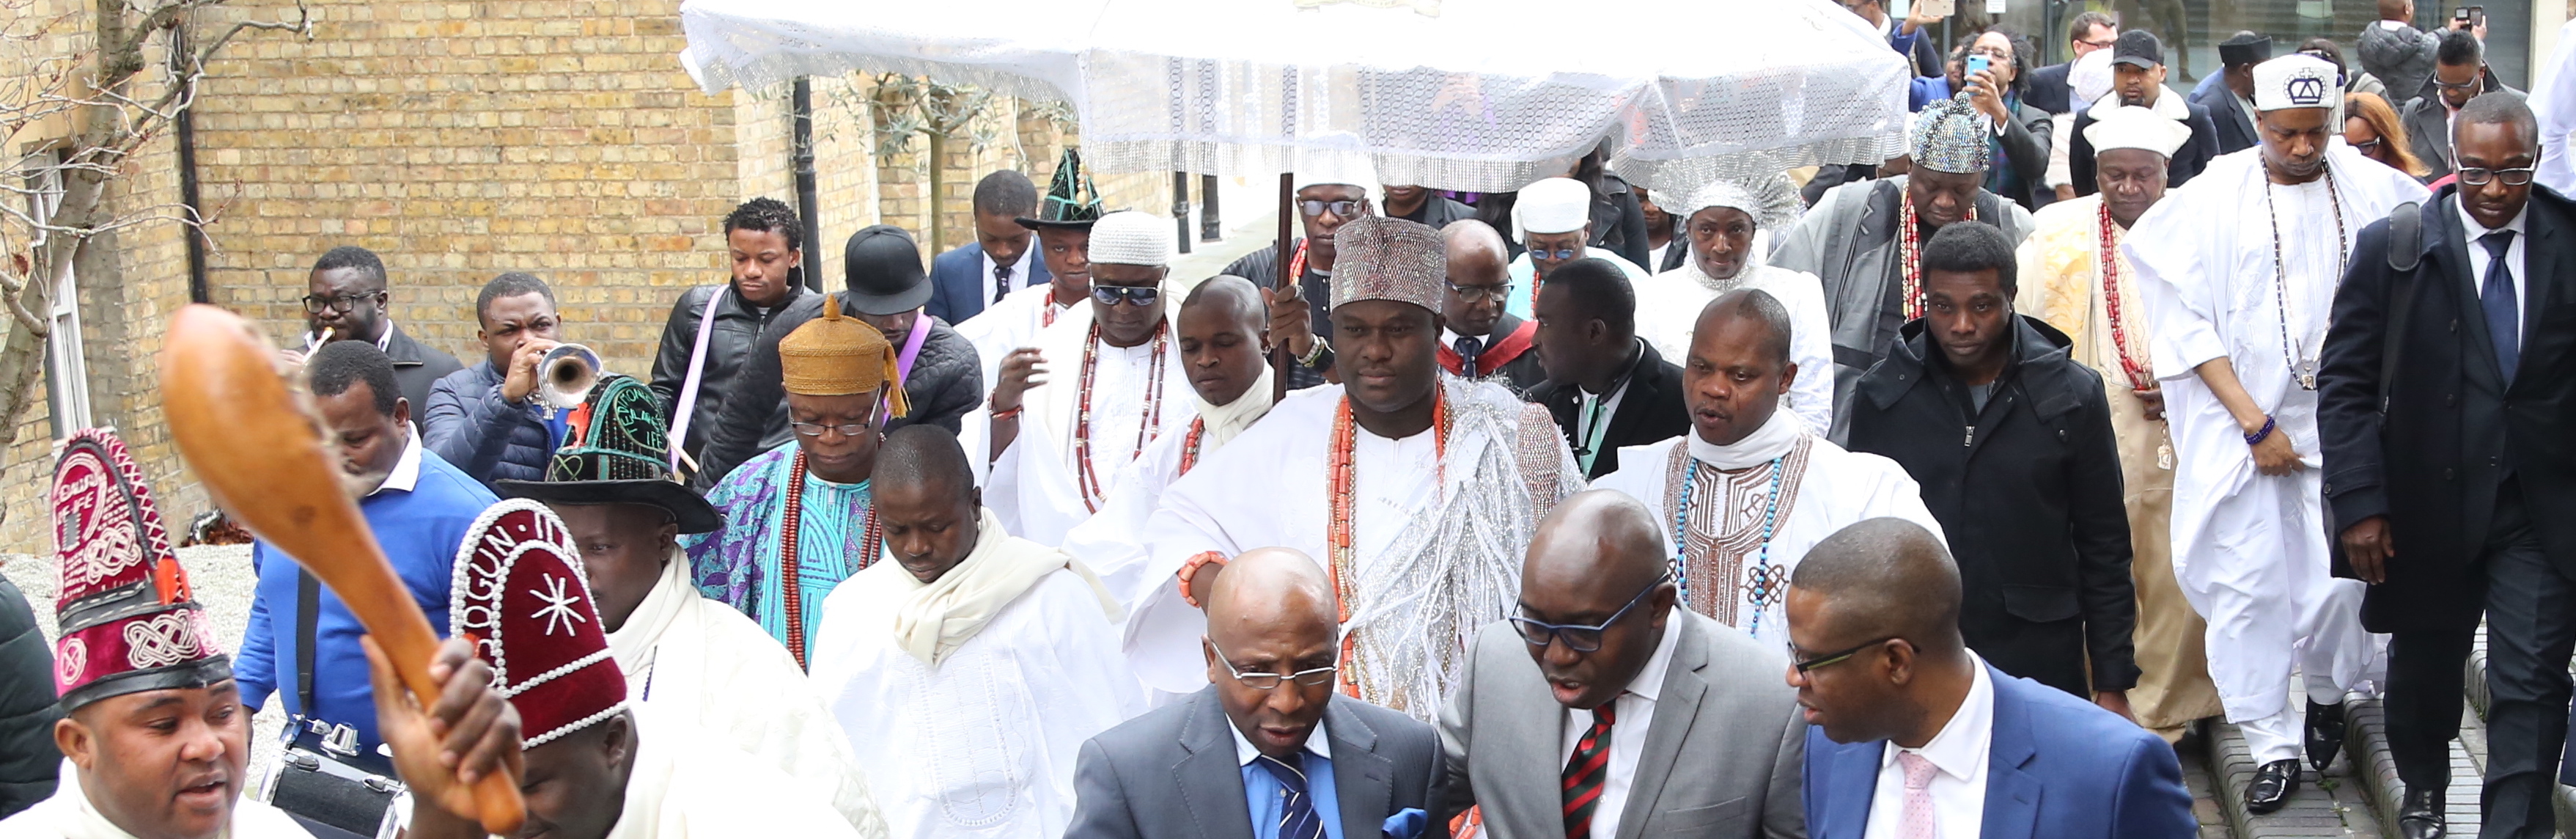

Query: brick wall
left=0, top=0, right=1176, bottom=554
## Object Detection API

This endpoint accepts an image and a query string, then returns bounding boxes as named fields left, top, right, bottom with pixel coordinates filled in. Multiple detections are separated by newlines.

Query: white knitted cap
left=2084, top=105, right=2196, bottom=160
left=1512, top=177, right=1592, bottom=238
left=1088, top=210, right=1173, bottom=268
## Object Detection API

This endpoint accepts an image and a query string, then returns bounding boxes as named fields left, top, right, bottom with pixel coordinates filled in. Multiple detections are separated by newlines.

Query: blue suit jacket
left=1801, top=664, right=2197, bottom=839
left=926, top=241, right=1051, bottom=324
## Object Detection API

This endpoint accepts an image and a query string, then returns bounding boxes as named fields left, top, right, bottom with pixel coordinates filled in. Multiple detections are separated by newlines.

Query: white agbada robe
left=603, top=708, right=870, bottom=839
left=964, top=304, right=1198, bottom=546
left=2127, top=143, right=2415, bottom=762
left=1592, top=409, right=1945, bottom=651
left=605, top=549, right=883, bottom=832
left=0, top=761, right=312, bottom=839
left=954, top=283, right=1081, bottom=389
left=1634, top=260, right=1837, bottom=435
left=1061, top=364, right=1276, bottom=615
left=808, top=516, right=1138, bottom=839
left=1130, top=377, right=1584, bottom=719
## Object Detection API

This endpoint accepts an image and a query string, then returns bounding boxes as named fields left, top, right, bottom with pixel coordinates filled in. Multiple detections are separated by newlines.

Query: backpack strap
left=2378, top=201, right=2424, bottom=414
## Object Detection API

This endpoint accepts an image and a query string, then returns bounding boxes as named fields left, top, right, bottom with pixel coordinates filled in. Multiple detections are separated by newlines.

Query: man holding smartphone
left=2360, top=0, right=2487, bottom=111
left=2401, top=28, right=2521, bottom=181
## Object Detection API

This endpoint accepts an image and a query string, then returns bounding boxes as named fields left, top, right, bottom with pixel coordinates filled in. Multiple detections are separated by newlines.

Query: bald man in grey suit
left=1066, top=548, right=1444, bottom=839
left=1436, top=490, right=1806, bottom=838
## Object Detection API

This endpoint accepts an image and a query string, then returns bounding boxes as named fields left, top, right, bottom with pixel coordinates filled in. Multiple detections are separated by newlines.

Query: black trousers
left=2480, top=482, right=2575, bottom=839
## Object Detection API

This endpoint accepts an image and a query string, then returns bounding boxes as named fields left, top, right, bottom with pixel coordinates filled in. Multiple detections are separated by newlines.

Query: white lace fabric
left=678, top=0, right=1910, bottom=194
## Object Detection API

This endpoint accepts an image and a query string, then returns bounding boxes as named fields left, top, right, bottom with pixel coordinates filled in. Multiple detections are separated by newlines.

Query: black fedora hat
left=842, top=225, right=935, bottom=315
left=494, top=374, right=720, bottom=533
left=1016, top=147, right=1106, bottom=231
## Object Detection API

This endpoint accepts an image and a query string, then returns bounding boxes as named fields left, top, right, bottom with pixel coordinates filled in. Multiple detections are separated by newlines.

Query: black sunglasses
left=1510, top=574, right=1670, bottom=653
left=1090, top=285, right=1163, bottom=307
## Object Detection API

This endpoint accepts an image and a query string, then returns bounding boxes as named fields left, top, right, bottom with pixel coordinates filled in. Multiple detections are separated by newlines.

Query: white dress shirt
left=1231, top=714, right=1334, bottom=764
left=982, top=246, right=1040, bottom=299
left=2459, top=196, right=2531, bottom=341
left=1555, top=607, right=1682, bottom=839
left=372, top=426, right=425, bottom=496
left=1863, top=655, right=1995, bottom=839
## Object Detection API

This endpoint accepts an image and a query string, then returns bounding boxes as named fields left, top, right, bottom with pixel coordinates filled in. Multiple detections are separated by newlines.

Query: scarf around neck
left=606, top=546, right=695, bottom=685
left=1687, top=403, right=1804, bottom=469
left=1196, top=362, right=1276, bottom=450
left=889, top=509, right=1122, bottom=667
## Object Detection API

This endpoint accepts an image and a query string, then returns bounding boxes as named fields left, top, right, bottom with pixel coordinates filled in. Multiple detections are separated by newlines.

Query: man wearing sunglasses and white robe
left=968, top=210, right=1200, bottom=546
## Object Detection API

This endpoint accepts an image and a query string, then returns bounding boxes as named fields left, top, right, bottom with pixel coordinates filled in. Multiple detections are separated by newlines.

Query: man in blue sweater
left=423, top=271, right=566, bottom=488
left=237, top=341, right=497, bottom=751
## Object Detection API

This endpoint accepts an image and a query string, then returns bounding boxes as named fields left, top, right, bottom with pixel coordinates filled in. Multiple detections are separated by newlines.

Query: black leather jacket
left=649, top=282, right=812, bottom=463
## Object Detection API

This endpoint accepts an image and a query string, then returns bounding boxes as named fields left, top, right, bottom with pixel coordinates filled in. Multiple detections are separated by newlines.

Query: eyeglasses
left=1791, top=636, right=1902, bottom=673
left=2457, top=166, right=2536, bottom=186
left=1298, top=199, right=1365, bottom=219
left=1509, top=574, right=1670, bottom=653
left=1090, top=285, right=1163, bottom=307
left=302, top=292, right=381, bottom=314
left=790, top=417, right=876, bottom=437
left=1527, top=247, right=1580, bottom=262
left=2435, top=76, right=2481, bottom=90
left=1446, top=282, right=1513, bottom=303
left=2076, top=37, right=2116, bottom=50
left=2349, top=137, right=2384, bottom=153
left=1207, top=640, right=1339, bottom=690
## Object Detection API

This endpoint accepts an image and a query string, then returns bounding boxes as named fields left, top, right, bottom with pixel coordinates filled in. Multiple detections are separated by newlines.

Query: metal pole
left=791, top=78, right=823, bottom=293
left=1200, top=174, right=1222, bottom=241
left=1172, top=172, right=1193, bottom=254
left=1272, top=172, right=1295, bottom=400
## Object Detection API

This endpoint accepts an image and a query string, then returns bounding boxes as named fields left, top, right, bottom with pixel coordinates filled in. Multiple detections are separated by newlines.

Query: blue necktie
left=2481, top=230, right=2520, bottom=381
left=1454, top=335, right=1484, bottom=375
left=1255, top=755, right=1326, bottom=839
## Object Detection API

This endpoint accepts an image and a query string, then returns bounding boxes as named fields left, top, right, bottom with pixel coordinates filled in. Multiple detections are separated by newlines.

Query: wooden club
left=158, top=304, right=525, bottom=835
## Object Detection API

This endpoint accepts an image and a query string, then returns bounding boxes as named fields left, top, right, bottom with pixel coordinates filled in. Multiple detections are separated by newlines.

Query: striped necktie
left=1561, top=703, right=1617, bottom=839
left=1255, top=754, right=1326, bottom=839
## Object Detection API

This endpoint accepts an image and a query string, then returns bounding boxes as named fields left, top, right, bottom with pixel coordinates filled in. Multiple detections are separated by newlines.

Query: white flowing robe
left=809, top=551, right=1138, bottom=839
left=1633, top=262, right=1838, bottom=435
left=0, top=761, right=312, bottom=838
left=604, top=708, right=867, bottom=839
left=954, top=284, right=1080, bottom=390
left=1591, top=412, right=1945, bottom=651
left=964, top=304, right=1198, bottom=546
left=605, top=549, right=883, bottom=832
left=2126, top=144, right=2418, bottom=724
left=1130, top=378, right=1584, bottom=719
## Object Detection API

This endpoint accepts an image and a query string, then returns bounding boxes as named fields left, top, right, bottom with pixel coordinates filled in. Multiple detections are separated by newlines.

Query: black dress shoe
left=2305, top=699, right=2348, bottom=771
left=2248, top=759, right=2301, bottom=814
left=2398, top=788, right=2446, bottom=839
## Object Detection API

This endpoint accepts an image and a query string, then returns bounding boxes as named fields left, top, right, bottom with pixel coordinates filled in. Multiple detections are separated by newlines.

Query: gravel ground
left=4, top=546, right=289, bottom=773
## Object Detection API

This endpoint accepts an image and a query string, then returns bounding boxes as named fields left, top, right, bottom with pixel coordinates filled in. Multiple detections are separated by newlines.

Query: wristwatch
left=1298, top=335, right=1333, bottom=368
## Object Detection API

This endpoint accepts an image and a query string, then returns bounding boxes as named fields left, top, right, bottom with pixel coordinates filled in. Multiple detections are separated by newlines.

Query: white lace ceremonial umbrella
left=676, top=0, right=1912, bottom=194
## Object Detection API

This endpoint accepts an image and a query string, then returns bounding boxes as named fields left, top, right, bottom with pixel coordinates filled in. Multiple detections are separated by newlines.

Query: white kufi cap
left=1512, top=177, right=1592, bottom=239
left=2253, top=54, right=2339, bottom=113
left=1293, top=154, right=1381, bottom=197
left=1087, top=210, right=1172, bottom=268
left=2083, top=105, right=2196, bottom=160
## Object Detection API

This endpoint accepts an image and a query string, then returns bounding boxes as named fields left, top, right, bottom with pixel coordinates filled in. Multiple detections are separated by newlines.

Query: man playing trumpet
left=424, top=272, right=575, bottom=490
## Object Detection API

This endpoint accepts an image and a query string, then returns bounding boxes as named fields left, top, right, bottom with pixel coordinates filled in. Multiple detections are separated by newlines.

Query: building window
left=23, top=152, right=91, bottom=439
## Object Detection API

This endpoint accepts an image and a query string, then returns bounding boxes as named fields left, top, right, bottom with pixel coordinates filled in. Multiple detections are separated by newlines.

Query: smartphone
left=1918, top=0, right=1955, bottom=17
left=1965, top=54, right=1991, bottom=78
left=2470, top=5, right=2486, bottom=26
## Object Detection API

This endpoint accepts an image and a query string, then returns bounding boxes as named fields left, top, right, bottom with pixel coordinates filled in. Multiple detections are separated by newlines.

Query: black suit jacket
left=2026, top=62, right=2075, bottom=115
left=383, top=323, right=463, bottom=417
left=2321, top=186, right=2576, bottom=631
left=1527, top=339, right=1690, bottom=480
left=1065, top=689, right=1445, bottom=839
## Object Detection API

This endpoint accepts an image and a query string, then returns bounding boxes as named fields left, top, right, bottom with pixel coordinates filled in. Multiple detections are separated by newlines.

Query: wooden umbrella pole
left=158, top=305, right=526, bottom=835
left=1273, top=171, right=1295, bottom=400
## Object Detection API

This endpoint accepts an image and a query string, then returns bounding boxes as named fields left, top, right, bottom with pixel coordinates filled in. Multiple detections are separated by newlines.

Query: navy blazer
left=926, top=241, right=1051, bottom=325
left=1802, top=664, right=2197, bottom=839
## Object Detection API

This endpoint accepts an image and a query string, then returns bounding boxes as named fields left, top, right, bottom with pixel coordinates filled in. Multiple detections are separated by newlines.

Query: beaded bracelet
left=991, top=404, right=1024, bottom=422
left=2243, top=415, right=2277, bottom=446
left=1177, top=551, right=1227, bottom=606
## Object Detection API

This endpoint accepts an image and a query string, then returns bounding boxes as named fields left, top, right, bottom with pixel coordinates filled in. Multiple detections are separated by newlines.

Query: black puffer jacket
left=422, top=360, right=554, bottom=489
left=0, top=571, right=60, bottom=817
left=1847, top=315, right=2137, bottom=698
left=649, top=282, right=812, bottom=464
left=696, top=290, right=982, bottom=487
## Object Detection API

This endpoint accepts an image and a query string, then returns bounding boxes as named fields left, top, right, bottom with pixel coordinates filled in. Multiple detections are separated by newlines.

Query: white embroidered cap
left=2084, top=105, right=2196, bottom=160
left=2253, top=54, right=2340, bottom=112
left=1512, top=177, right=1592, bottom=238
left=1088, top=210, right=1174, bottom=268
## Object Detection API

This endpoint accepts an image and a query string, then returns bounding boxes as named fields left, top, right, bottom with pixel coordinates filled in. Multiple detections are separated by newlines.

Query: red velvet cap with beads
left=448, top=498, right=627, bottom=746
left=51, top=429, right=229, bottom=710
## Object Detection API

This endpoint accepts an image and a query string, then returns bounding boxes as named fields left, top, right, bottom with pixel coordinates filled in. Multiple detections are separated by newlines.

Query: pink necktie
left=1898, top=751, right=1940, bottom=839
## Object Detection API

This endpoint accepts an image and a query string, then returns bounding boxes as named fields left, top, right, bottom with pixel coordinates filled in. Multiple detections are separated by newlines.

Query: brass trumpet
left=539, top=343, right=602, bottom=410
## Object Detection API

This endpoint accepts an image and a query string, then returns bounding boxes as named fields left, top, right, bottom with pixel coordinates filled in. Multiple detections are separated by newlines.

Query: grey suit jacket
left=1066, top=686, right=1445, bottom=839
left=1435, top=611, right=1807, bottom=839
